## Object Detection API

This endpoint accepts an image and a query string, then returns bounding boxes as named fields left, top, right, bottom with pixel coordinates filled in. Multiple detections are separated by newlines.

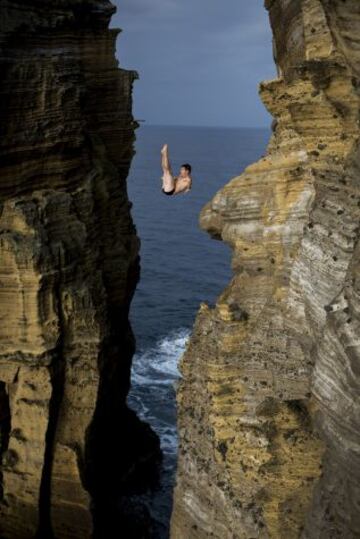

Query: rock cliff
left=0, top=1, right=160, bottom=537
left=171, top=1, right=360, bottom=537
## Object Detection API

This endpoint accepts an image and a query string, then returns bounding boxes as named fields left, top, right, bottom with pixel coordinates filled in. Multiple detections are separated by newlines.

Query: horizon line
left=136, top=122, right=271, bottom=130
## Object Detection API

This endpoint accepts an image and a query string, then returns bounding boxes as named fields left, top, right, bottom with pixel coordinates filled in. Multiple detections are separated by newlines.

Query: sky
left=111, top=0, right=277, bottom=128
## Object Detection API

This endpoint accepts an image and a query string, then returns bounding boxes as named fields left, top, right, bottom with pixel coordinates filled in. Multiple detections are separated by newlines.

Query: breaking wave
left=127, top=328, right=191, bottom=455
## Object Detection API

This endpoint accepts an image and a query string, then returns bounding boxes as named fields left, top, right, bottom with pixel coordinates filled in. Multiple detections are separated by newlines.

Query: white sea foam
left=131, top=328, right=190, bottom=385
left=127, top=328, right=191, bottom=456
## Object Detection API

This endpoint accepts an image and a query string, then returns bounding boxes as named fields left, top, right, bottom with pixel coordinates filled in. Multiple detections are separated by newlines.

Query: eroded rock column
left=171, top=1, right=360, bottom=537
left=0, top=1, right=160, bottom=537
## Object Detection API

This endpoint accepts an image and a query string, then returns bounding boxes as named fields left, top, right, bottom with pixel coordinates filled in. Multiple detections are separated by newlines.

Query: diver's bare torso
left=167, top=175, right=192, bottom=194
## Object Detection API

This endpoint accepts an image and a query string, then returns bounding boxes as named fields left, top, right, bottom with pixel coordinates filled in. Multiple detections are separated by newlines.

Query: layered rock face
left=171, top=1, right=360, bottom=537
left=0, top=2, right=160, bottom=538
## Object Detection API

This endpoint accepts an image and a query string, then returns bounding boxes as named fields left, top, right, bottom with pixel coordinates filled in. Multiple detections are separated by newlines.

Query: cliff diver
left=160, top=143, right=192, bottom=196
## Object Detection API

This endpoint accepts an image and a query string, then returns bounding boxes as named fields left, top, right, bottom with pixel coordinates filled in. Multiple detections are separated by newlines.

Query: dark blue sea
left=126, top=125, right=271, bottom=536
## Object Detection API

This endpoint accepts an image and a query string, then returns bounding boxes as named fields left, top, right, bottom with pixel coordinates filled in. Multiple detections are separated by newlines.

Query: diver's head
left=180, top=163, right=192, bottom=178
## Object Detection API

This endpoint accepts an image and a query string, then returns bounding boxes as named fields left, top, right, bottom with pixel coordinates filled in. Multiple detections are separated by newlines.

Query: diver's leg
left=162, top=172, right=176, bottom=193
left=161, top=144, right=171, bottom=173
left=161, top=144, right=175, bottom=192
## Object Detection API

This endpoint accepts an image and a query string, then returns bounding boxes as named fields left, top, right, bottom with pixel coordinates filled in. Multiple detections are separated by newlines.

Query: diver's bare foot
left=161, top=144, right=168, bottom=154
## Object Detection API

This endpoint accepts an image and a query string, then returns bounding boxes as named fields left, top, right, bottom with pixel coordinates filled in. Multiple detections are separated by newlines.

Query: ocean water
left=126, top=125, right=271, bottom=536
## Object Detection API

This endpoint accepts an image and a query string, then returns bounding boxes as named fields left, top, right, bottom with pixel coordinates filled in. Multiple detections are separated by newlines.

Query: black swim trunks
left=162, top=187, right=175, bottom=196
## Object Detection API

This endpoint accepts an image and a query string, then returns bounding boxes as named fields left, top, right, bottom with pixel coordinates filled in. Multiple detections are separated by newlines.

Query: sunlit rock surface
left=171, top=1, right=360, bottom=537
left=0, top=1, right=160, bottom=537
